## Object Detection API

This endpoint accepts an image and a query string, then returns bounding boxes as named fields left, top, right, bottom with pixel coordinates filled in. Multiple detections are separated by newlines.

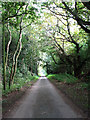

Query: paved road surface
left=7, top=77, right=82, bottom=118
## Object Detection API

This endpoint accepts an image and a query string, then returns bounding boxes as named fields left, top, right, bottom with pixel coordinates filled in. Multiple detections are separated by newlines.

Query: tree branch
left=50, top=52, right=58, bottom=64
left=62, top=2, right=90, bottom=33
left=81, top=1, right=90, bottom=10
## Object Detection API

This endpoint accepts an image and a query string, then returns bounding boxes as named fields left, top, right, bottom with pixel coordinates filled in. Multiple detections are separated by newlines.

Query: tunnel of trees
left=1, top=1, right=90, bottom=92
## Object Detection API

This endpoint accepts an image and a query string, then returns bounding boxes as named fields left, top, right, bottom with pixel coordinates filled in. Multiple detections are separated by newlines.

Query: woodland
left=1, top=0, right=90, bottom=105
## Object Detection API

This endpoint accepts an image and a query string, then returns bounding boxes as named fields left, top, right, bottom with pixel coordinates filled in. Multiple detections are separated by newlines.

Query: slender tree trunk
left=2, top=21, right=6, bottom=90
left=36, top=64, right=38, bottom=75
left=31, top=59, right=33, bottom=76
left=5, top=24, right=12, bottom=88
left=9, top=34, right=20, bottom=88
left=6, top=24, right=12, bottom=88
left=6, top=24, right=12, bottom=68
left=11, top=32, right=22, bottom=84
left=9, top=22, right=22, bottom=87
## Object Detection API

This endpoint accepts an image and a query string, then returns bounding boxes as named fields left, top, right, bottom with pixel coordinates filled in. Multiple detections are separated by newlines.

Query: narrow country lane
left=7, top=77, right=82, bottom=118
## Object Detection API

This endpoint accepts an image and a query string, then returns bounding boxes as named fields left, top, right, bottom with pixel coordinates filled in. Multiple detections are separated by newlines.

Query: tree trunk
left=6, top=24, right=12, bottom=88
left=11, top=32, right=22, bottom=84
left=73, top=58, right=82, bottom=77
left=2, top=21, right=6, bottom=90
left=6, top=24, right=12, bottom=68
left=9, top=35, right=20, bottom=88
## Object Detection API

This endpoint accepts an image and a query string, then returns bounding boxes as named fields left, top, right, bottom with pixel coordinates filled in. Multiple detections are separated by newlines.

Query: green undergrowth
left=3, top=71, right=39, bottom=96
left=47, top=73, right=89, bottom=90
left=47, top=73, right=78, bottom=84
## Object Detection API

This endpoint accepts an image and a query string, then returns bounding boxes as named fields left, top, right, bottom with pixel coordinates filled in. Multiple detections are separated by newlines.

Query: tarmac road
left=7, top=77, right=82, bottom=118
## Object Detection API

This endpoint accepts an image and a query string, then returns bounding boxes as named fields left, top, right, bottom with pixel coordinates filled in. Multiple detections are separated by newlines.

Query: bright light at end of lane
left=38, top=66, right=46, bottom=76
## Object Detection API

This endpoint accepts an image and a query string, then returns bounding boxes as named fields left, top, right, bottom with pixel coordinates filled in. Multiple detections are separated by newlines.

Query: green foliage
left=3, top=69, right=39, bottom=96
left=47, top=73, right=78, bottom=84
left=2, top=1, right=90, bottom=93
left=76, top=82, right=88, bottom=90
left=3, top=59, right=39, bottom=96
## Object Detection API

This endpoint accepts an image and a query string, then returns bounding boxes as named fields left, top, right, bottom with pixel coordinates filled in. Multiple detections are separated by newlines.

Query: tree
left=2, top=2, right=39, bottom=89
left=40, top=3, right=89, bottom=77
left=43, top=1, right=90, bottom=33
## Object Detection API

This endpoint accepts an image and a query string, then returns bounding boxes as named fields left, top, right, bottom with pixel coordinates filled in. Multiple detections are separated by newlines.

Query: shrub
left=47, top=73, right=78, bottom=84
left=2, top=69, right=39, bottom=96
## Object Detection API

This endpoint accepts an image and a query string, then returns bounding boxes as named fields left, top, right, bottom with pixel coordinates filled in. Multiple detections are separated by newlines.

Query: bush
left=2, top=70, right=39, bottom=96
left=47, top=73, right=78, bottom=84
